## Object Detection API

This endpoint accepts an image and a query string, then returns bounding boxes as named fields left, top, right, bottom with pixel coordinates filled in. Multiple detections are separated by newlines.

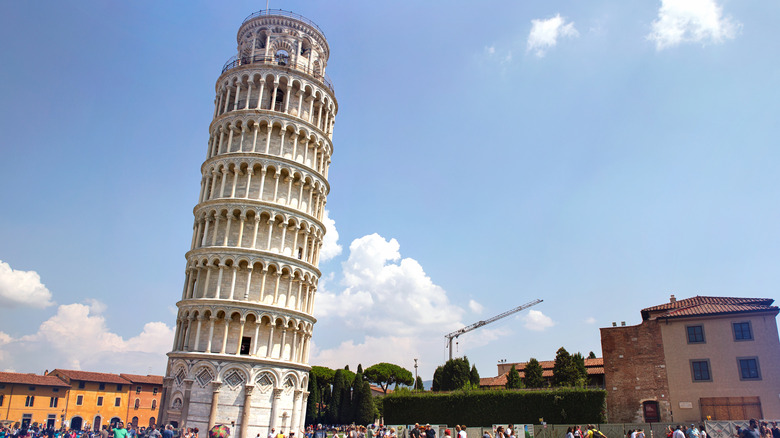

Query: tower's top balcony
left=233, top=9, right=331, bottom=91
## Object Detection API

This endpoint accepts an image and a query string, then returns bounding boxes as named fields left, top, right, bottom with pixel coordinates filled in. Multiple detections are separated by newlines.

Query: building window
left=97, top=396, right=103, bottom=406
left=738, top=357, right=761, bottom=380
left=115, top=397, right=121, bottom=407
left=99, top=383, right=106, bottom=391
left=28, top=386, right=36, bottom=391
left=76, top=395, right=84, bottom=406
left=136, top=386, right=141, bottom=394
left=116, top=384, right=123, bottom=391
left=153, top=388, right=158, bottom=396
left=0, top=394, right=3, bottom=406
left=50, top=397, right=58, bottom=408
left=733, top=322, right=753, bottom=341
left=134, top=398, right=140, bottom=409
left=151, top=399, right=157, bottom=410
left=690, top=359, right=712, bottom=382
left=25, top=395, right=35, bottom=407
left=78, top=381, right=86, bottom=389
left=52, top=388, right=59, bottom=392
left=687, top=325, right=705, bottom=343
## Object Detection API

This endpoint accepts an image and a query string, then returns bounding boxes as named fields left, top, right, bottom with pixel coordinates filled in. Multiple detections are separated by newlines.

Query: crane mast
left=445, top=299, right=543, bottom=360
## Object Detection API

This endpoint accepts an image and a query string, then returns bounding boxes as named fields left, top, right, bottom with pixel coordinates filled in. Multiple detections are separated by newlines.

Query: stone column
left=243, top=267, right=253, bottom=300
left=214, top=265, right=225, bottom=298
left=206, top=317, right=216, bottom=353
left=290, top=390, right=302, bottom=435
left=252, top=217, right=261, bottom=249
left=278, top=328, right=287, bottom=360
left=264, top=125, right=272, bottom=154
left=252, top=321, right=261, bottom=356
left=228, top=266, right=238, bottom=300
left=265, top=324, right=275, bottom=358
left=235, top=318, right=246, bottom=355
left=220, top=318, right=230, bottom=354
left=244, top=171, right=253, bottom=199
left=207, top=381, right=222, bottom=430
left=180, top=379, right=195, bottom=430
left=239, top=385, right=254, bottom=438
left=256, top=80, right=265, bottom=110
left=257, top=168, right=267, bottom=200
left=297, top=392, right=309, bottom=432
left=237, top=214, right=246, bottom=247
left=230, top=168, right=240, bottom=197
left=269, top=388, right=283, bottom=431
left=193, top=317, right=203, bottom=352
left=251, top=125, right=259, bottom=152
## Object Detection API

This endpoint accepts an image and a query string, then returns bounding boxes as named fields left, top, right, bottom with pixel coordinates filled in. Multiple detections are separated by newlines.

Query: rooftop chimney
left=670, top=294, right=677, bottom=303
left=621, top=321, right=626, bottom=326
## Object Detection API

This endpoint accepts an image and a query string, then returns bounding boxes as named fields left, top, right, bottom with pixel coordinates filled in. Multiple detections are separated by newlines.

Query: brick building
left=601, top=295, right=780, bottom=423
left=479, top=358, right=605, bottom=389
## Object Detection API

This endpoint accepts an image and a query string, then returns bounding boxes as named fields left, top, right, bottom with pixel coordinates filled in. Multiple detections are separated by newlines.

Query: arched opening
left=274, top=89, right=285, bottom=112
left=134, top=398, right=140, bottom=409
left=170, top=421, right=179, bottom=429
left=93, top=416, right=102, bottom=431
left=109, top=417, right=121, bottom=428
left=70, top=417, right=83, bottom=431
left=275, top=49, right=289, bottom=66
left=131, top=417, right=139, bottom=427
left=151, top=399, right=158, bottom=410
left=149, top=418, right=156, bottom=428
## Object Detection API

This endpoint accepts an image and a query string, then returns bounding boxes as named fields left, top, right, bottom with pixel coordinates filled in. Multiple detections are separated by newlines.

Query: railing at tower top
left=221, top=55, right=335, bottom=93
left=242, top=9, right=327, bottom=39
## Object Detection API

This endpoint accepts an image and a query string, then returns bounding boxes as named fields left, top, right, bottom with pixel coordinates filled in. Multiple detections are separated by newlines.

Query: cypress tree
left=415, top=376, right=424, bottom=391
left=327, top=369, right=346, bottom=423
left=357, top=363, right=363, bottom=374
left=306, top=374, right=318, bottom=425
left=552, top=347, right=574, bottom=386
left=431, top=366, right=443, bottom=391
left=469, top=364, right=480, bottom=387
left=523, top=358, right=545, bottom=388
left=505, top=365, right=522, bottom=389
left=352, top=372, right=374, bottom=424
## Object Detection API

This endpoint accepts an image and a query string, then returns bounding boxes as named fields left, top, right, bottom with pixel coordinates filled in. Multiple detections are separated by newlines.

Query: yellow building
left=0, top=372, right=71, bottom=428
left=48, top=370, right=132, bottom=431
left=119, top=374, right=163, bottom=428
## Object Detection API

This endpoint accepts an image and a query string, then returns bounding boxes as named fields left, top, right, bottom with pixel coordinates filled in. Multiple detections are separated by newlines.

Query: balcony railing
left=241, top=9, right=327, bottom=39
left=221, top=55, right=334, bottom=93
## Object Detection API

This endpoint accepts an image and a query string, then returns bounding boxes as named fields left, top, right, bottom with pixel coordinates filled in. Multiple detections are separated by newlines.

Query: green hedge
left=382, top=388, right=606, bottom=425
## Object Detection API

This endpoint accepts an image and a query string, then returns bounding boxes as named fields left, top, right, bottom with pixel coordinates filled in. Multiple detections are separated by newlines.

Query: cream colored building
left=160, top=9, right=336, bottom=438
left=602, top=295, right=780, bottom=423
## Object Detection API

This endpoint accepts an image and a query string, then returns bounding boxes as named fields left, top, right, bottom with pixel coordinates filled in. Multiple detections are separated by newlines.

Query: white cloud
left=319, top=210, right=342, bottom=262
left=317, top=233, right=464, bottom=337
left=648, top=0, right=740, bottom=50
left=523, top=310, right=556, bottom=331
left=468, top=299, right=484, bottom=314
left=527, top=14, right=579, bottom=57
left=485, top=46, right=496, bottom=55
left=584, top=316, right=597, bottom=324
left=2, top=303, right=173, bottom=373
left=0, top=260, right=54, bottom=308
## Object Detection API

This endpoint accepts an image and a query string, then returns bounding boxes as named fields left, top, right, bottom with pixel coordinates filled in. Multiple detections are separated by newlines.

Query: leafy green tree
left=364, top=363, right=414, bottom=395
left=552, top=347, right=573, bottom=386
left=587, top=351, right=597, bottom=359
left=310, top=366, right=335, bottom=421
left=305, top=373, right=318, bottom=424
left=469, top=364, right=480, bottom=386
left=572, top=352, right=588, bottom=387
left=523, top=358, right=545, bottom=388
left=431, top=366, right=443, bottom=391
left=440, top=357, right=471, bottom=391
left=505, top=365, right=523, bottom=389
left=357, top=363, right=363, bottom=374
left=415, top=376, right=424, bottom=391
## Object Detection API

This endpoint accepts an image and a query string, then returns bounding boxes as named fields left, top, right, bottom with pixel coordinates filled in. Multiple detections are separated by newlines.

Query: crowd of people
left=0, top=422, right=176, bottom=438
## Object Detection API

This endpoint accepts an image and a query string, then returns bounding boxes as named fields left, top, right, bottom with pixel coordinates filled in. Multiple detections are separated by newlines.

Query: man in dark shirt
left=410, top=425, right=421, bottom=438
left=739, top=419, right=760, bottom=438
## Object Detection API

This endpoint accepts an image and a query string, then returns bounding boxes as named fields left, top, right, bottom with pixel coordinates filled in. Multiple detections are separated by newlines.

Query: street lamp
left=414, top=359, right=418, bottom=390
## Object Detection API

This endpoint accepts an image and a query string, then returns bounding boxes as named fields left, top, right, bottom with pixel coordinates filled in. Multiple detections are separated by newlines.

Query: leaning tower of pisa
left=159, top=10, right=336, bottom=437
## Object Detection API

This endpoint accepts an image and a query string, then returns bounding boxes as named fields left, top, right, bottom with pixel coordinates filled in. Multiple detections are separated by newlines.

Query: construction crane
left=445, top=299, right=543, bottom=360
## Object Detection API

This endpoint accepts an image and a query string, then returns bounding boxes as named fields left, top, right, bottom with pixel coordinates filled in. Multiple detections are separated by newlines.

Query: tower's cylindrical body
left=160, top=10, right=336, bottom=437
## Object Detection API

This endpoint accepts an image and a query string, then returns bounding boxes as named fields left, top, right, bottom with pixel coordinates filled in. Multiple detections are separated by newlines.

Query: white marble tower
left=160, top=9, right=336, bottom=438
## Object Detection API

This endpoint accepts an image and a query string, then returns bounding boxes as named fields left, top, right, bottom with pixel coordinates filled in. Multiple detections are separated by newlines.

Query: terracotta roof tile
left=642, top=296, right=777, bottom=320
left=0, top=372, right=70, bottom=387
left=119, top=374, right=163, bottom=385
left=50, top=369, right=131, bottom=385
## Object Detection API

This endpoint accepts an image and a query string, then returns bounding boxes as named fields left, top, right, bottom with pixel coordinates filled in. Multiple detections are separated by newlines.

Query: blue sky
left=1, top=0, right=779, bottom=381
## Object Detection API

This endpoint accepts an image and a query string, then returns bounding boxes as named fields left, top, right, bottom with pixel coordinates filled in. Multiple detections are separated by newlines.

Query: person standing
left=112, top=423, right=128, bottom=438
left=672, top=426, right=685, bottom=438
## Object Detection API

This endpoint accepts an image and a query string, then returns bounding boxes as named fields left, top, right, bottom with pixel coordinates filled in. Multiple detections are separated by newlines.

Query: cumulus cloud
left=319, top=210, right=342, bottom=262
left=314, top=233, right=472, bottom=376
left=317, top=234, right=464, bottom=337
left=0, top=260, right=54, bottom=308
left=468, top=299, right=484, bottom=314
left=2, top=303, right=173, bottom=373
left=527, top=14, right=579, bottom=57
left=523, top=310, right=556, bottom=331
left=648, top=0, right=740, bottom=50
left=584, top=316, right=597, bottom=324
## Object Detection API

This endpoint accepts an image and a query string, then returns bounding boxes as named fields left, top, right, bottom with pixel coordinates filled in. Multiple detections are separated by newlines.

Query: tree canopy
left=364, top=362, right=414, bottom=394
left=523, top=358, right=545, bottom=388
left=551, top=347, right=587, bottom=387
left=505, top=364, right=522, bottom=389
left=432, top=357, right=472, bottom=391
